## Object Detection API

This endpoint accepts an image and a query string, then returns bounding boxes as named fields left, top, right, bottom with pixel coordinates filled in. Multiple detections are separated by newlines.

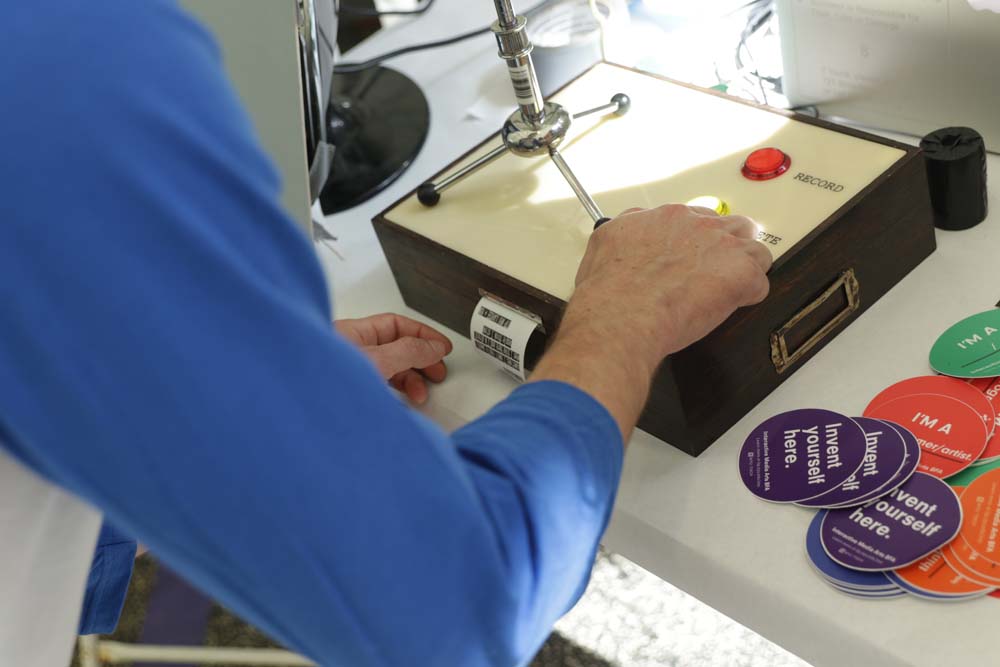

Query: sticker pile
left=739, top=308, right=1000, bottom=601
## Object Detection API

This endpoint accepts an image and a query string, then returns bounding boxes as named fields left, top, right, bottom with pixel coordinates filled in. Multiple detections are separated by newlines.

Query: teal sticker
left=929, top=310, right=1000, bottom=378
left=947, top=458, right=1000, bottom=487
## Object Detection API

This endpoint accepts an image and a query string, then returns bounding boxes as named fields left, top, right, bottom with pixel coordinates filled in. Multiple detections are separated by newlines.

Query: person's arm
left=2, top=4, right=620, bottom=666
left=0, top=4, right=769, bottom=666
left=533, top=205, right=772, bottom=439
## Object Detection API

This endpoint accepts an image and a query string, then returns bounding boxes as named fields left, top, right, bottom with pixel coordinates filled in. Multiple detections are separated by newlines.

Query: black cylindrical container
left=920, top=127, right=988, bottom=231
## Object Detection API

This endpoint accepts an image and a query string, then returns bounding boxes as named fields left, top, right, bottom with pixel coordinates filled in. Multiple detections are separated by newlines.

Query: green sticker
left=947, top=458, right=1000, bottom=487
left=930, top=309, right=1000, bottom=378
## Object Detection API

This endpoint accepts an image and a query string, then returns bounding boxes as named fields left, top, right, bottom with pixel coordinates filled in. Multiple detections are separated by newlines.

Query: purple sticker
left=821, top=473, right=962, bottom=571
left=797, top=418, right=908, bottom=508
left=830, top=584, right=906, bottom=599
left=806, top=511, right=895, bottom=589
left=739, top=409, right=868, bottom=503
left=825, top=420, right=921, bottom=509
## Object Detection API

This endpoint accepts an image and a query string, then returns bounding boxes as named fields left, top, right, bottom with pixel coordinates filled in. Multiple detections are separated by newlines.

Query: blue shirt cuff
left=78, top=521, right=137, bottom=635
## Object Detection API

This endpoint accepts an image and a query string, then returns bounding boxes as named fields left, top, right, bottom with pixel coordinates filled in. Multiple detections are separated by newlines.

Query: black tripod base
left=319, top=66, right=430, bottom=215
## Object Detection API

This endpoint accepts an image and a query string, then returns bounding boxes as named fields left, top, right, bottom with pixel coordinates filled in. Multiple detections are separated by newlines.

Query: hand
left=335, top=313, right=453, bottom=405
left=532, top=204, right=772, bottom=440
left=572, top=204, right=772, bottom=367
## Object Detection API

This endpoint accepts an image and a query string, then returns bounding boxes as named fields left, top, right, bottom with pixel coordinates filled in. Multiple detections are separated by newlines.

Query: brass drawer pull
left=771, top=269, right=861, bottom=374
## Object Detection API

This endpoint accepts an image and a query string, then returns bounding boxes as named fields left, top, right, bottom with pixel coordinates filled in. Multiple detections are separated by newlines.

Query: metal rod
left=491, top=0, right=546, bottom=125
left=96, top=641, right=317, bottom=666
left=419, top=144, right=508, bottom=206
left=493, top=0, right=518, bottom=27
left=549, top=148, right=605, bottom=223
left=573, top=94, right=631, bottom=120
left=439, top=144, right=508, bottom=192
left=573, top=102, right=618, bottom=120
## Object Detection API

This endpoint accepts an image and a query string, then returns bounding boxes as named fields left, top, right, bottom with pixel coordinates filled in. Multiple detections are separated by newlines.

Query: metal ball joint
left=416, top=0, right=633, bottom=224
left=612, top=93, right=631, bottom=116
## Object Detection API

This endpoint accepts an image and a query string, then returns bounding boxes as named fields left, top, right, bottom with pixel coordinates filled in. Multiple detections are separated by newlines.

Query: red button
left=742, top=147, right=791, bottom=181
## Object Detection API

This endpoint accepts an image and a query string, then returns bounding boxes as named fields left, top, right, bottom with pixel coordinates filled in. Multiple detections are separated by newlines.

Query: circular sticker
left=957, top=468, right=1000, bottom=565
left=930, top=310, right=1000, bottom=378
left=935, top=485, right=1000, bottom=586
left=889, top=550, right=994, bottom=597
left=825, top=420, right=920, bottom=509
left=969, top=377, right=1000, bottom=461
left=886, top=573, right=989, bottom=602
left=821, top=473, right=962, bottom=571
left=947, top=458, right=1000, bottom=487
left=942, top=537, right=1000, bottom=586
left=829, top=584, right=905, bottom=599
left=739, top=410, right=868, bottom=503
left=806, top=511, right=896, bottom=589
left=797, top=418, right=908, bottom=508
left=865, top=376, right=995, bottom=435
left=866, top=394, right=987, bottom=478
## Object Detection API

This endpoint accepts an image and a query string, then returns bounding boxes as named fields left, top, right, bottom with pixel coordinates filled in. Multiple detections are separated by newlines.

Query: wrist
left=559, top=284, right=668, bottom=377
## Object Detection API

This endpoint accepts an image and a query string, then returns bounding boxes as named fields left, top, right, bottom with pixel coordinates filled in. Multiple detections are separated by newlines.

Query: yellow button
left=686, top=195, right=730, bottom=216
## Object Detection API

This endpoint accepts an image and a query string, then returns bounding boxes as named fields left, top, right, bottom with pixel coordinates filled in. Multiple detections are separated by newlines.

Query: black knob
left=417, top=183, right=441, bottom=207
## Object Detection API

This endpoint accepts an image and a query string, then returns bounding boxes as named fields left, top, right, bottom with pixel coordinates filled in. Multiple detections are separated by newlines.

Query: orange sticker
left=866, top=394, right=988, bottom=478
left=942, top=538, right=1000, bottom=586
left=892, top=550, right=994, bottom=596
left=958, top=469, right=1000, bottom=564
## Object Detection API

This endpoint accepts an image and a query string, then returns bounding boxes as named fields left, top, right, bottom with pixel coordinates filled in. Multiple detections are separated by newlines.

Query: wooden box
left=373, top=63, right=936, bottom=456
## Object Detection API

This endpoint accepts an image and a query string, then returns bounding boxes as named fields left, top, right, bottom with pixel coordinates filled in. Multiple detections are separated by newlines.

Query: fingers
left=390, top=370, right=429, bottom=405
left=336, top=313, right=454, bottom=352
left=420, top=360, right=449, bottom=384
left=742, top=238, right=774, bottom=274
left=708, top=213, right=772, bottom=275
left=369, top=336, right=450, bottom=380
left=687, top=205, right=723, bottom=218
left=389, top=362, right=448, bottom=405
left=718, top=215, right=758, bottom=240
left=741, top=270, right=771, bottom=306
left=373, top=313, right=453, bottom=351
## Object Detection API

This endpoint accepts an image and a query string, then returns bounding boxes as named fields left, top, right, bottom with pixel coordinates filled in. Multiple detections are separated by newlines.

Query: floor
left=75, top=550, right=811, bottom=667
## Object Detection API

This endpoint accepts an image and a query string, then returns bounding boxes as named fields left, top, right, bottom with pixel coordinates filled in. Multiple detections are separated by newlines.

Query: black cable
left=334, top=0, right=552, bottom=74
left=338, top=0, right=436, bottom=18
left=734, top=1, right=774, bottom=105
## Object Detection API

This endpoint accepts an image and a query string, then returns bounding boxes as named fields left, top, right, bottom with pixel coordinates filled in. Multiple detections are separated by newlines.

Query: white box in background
left=777, top=0, right=1000, bottom=150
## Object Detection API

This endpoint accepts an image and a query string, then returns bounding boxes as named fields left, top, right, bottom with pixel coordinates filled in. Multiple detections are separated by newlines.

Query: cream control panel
left=386, top=64, right=906, bottom=301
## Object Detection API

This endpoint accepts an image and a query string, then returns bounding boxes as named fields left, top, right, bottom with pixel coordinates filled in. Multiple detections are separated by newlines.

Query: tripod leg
left=418, top=144, right=508, bottom=206
left=548, top=147, right=608, bottom=226
left=572, top=93, right=631, bottom=121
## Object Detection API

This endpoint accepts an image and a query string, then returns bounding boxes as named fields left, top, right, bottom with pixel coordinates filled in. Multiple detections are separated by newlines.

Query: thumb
left=369, top=337, right=449, bottom=380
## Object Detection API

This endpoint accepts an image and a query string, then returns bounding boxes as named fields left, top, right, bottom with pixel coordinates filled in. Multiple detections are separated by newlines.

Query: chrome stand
left=417, top=0, right=630, bottom=228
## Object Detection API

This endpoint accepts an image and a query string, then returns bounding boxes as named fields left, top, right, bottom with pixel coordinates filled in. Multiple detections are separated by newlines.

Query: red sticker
left=866, top=394, right=988, bottom=478
left=970, top=377, right=1000, bottom=460
left=865, top=376, right=995, bottom=435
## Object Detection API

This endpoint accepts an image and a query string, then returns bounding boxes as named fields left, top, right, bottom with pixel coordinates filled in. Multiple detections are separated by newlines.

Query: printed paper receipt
left=469, top=296, right=540, bottom=382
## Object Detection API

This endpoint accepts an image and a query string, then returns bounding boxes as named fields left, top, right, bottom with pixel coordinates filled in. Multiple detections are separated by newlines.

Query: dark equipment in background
left=317, top=0, right=432, bottom=215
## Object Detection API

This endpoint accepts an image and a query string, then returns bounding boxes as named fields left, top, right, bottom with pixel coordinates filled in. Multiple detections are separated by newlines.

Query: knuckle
left=655, top=203, right=689, bottom=221
left=400, top=337, right=426, bottom=357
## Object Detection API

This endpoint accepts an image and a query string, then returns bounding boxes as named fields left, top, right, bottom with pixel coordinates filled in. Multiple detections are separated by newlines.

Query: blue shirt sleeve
left=79, top=522, right=137, bottom=635
left=0, top=2, right=623, bottom=666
